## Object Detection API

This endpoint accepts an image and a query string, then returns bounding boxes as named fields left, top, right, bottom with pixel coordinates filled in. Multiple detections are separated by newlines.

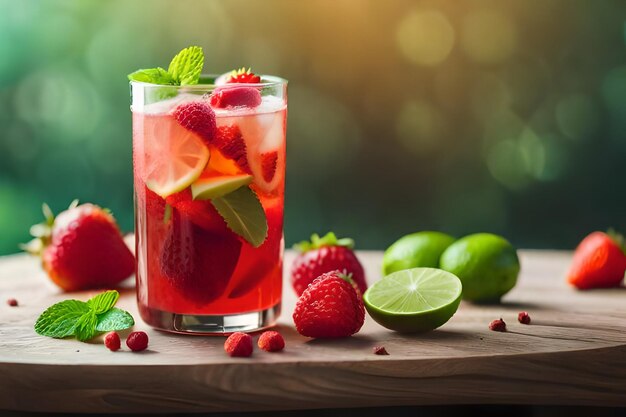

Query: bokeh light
left=461, top=10, right=517, bottom=64
left=396, top=10, right=455, bottom=67
left=0, top=0, right=625, bottom=254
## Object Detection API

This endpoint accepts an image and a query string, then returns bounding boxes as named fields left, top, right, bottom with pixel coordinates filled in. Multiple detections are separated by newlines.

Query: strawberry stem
left=607, top=228, right=626, bottom=255
left=293, top=232, right=355, bottom=252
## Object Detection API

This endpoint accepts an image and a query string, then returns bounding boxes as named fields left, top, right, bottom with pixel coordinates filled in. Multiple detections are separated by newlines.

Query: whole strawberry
left=567, top=230, right=626, bottom=290
left=22, top=201, right=135, bottom=291
left=293, top=270, right=365, bottom=338
left=291, top=232, right=367, bottom=296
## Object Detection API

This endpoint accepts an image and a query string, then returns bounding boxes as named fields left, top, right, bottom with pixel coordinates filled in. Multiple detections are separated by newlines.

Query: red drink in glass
left=131, top=77, right=287, bottom=333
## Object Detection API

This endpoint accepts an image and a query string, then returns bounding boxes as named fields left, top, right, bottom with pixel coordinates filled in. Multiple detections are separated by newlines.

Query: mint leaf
left=34, top=290, right=134, bottom=342
left=167, top=46, right=203, bottom=86
left=96, top=308, right=135, bottom=332
left=87, top=290, right=119, bottom=314
left=74, top=310, right=98, bottom=342
left=128, top=67, right=175, bottom=84
left=212, top=187, right=268, bottom=247
left=35, top=300, right=90, bottom=338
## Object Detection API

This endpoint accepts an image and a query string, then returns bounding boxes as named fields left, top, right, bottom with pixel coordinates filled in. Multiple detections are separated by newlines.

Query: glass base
left=139, top=302, right=281, bottom=335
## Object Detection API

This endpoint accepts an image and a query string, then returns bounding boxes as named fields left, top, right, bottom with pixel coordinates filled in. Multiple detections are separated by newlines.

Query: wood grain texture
left=1, top=250, right=625, bottom=412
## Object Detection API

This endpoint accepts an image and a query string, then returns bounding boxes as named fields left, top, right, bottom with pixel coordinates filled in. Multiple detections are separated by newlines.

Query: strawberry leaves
left=294, top=232, right=355, bottom=253
left=35, top=290, right=135, bottom=342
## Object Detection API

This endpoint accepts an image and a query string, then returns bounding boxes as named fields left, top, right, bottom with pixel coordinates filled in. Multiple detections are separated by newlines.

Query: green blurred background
left=0, top=0, right=625, bottom=255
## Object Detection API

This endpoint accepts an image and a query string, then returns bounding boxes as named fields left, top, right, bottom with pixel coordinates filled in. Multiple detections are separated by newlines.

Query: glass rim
left=129, top=74, right=288, bottom=89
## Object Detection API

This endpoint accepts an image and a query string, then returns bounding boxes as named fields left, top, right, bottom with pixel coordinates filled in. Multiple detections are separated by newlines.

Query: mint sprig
left=128, top=46, right=204, bottom=86
left=35, top=290, right=135, bottom=342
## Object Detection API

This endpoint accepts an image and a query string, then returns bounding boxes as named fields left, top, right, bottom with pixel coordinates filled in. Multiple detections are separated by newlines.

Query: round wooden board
left=1, top=250, right=625, bottom=412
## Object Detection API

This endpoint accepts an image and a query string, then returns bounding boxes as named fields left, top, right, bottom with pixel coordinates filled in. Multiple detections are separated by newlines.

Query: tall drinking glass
left=130, top=76, right=287, bottom=334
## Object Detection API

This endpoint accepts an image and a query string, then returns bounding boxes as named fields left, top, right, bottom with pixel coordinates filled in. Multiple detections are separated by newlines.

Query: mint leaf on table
left=34, top=300, right=90, bottom=338
left=212, top=186, right=268, bottom=248
left=34, top=290, right=135, bottom=342
left=127, top=67, right=175, bottom=84
left=167, top=46, right=204, bottom=85
left=95, top=308, right=135, bottom=332
left=87, top=290, right=119, bottom=314
left=74, top=310, right=98, bottom=342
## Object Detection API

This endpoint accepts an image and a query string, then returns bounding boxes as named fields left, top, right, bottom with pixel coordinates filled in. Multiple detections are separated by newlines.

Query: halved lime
left=142, top=115, right=210, bottom=198
left=191, top=174, right=252, bottom=200
left=364, top=268, right=462, bottom=333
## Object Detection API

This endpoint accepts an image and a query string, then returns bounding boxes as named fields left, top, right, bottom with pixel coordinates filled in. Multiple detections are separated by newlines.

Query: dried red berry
left=224, top=332, right=253, bottom=357
left=7, top=298, right=18, bottom=307
left=126, top=331, right=149, bottom=352
left=373, top=346, right=389, bottom=355
left=518, top=311, right=531, bottom=325
left=489, top=318, right=507, bottom=332
left=104, top=332, right=121, bottom=351
left=257, top=330, right=285, bottom=352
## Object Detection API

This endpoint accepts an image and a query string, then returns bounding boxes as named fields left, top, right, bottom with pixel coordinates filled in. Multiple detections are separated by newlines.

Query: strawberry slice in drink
left=165, top=188, right=228, bottom=234
left=160, top=210, right=242, bottom=305
left=228, top=201, right=283, bottom=298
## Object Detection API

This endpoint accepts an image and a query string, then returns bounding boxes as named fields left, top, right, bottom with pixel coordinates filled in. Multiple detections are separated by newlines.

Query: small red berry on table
left=126, top=331, right=149, bottom=352
left=225, top=332, right=253, bottom=357
left=258, top=331, right=285, bottom=352
left=373, top=346, right=389, bottom=355
left=489, top=318, right=507, bottom=332
left=518, top=311, right=531, bottom=325
left=7, top=298, right=18, bottom=307
left=104, top=332, right=121, bottom=351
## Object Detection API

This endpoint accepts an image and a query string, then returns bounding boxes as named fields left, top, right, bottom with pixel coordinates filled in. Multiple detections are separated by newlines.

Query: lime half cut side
left=364, top=268, right=463, bottom=333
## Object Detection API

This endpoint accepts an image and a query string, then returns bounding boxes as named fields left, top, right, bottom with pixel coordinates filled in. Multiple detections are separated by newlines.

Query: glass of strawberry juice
left=130, top=76, right=287, bottom=334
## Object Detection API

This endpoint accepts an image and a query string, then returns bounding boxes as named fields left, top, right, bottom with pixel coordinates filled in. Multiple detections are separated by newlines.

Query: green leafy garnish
left=212, top=187, right=268, bottom=248
left=128, top=46, right=204, bottom=86
left=87, top=290, right=119, bottom=314
left=168, top=46, right=204, bottom=85
left=33, top=300, right=90, bottom=339
left=127, top=67, right=175, bottom=85
left=294, top=232, right=355, bottom=253
left=35, top=290, right=135, bottom=342
left=95, top=308, right=135, bottom=332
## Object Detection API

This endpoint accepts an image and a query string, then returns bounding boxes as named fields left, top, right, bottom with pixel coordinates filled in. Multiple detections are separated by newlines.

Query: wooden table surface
left=1, top=250, right=625, bottom=413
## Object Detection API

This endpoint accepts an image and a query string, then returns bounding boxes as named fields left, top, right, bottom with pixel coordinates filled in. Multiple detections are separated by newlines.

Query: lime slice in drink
left=142, top=115, right=210, bottom=198
left=364, top=268, right=462, bottom=333
left=192, top=173, right=252, bottom=200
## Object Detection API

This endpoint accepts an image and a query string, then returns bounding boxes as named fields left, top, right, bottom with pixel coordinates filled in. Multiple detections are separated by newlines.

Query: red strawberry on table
left=567, top=230, right=626, bottom=290
left=22, top=201, right=135, bottom=291
left=172, top=101, right=217, bottom=145
left=291, top=232, right=367, bottom=296
left=160, top=210, right=241, bottom=305
left=293, top=270, right=365, bottom=338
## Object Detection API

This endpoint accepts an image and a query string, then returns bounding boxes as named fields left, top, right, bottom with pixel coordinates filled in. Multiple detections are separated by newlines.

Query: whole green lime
left=440, top=233, right=520, bottom=303
left=383, top=231, right=456, bottom=275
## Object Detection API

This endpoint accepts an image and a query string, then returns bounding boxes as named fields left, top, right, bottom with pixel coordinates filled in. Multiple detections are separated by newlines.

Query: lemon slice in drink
left=142, top=115, right=210, bottom=197
left=364, top=268, right=462, bottom=333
